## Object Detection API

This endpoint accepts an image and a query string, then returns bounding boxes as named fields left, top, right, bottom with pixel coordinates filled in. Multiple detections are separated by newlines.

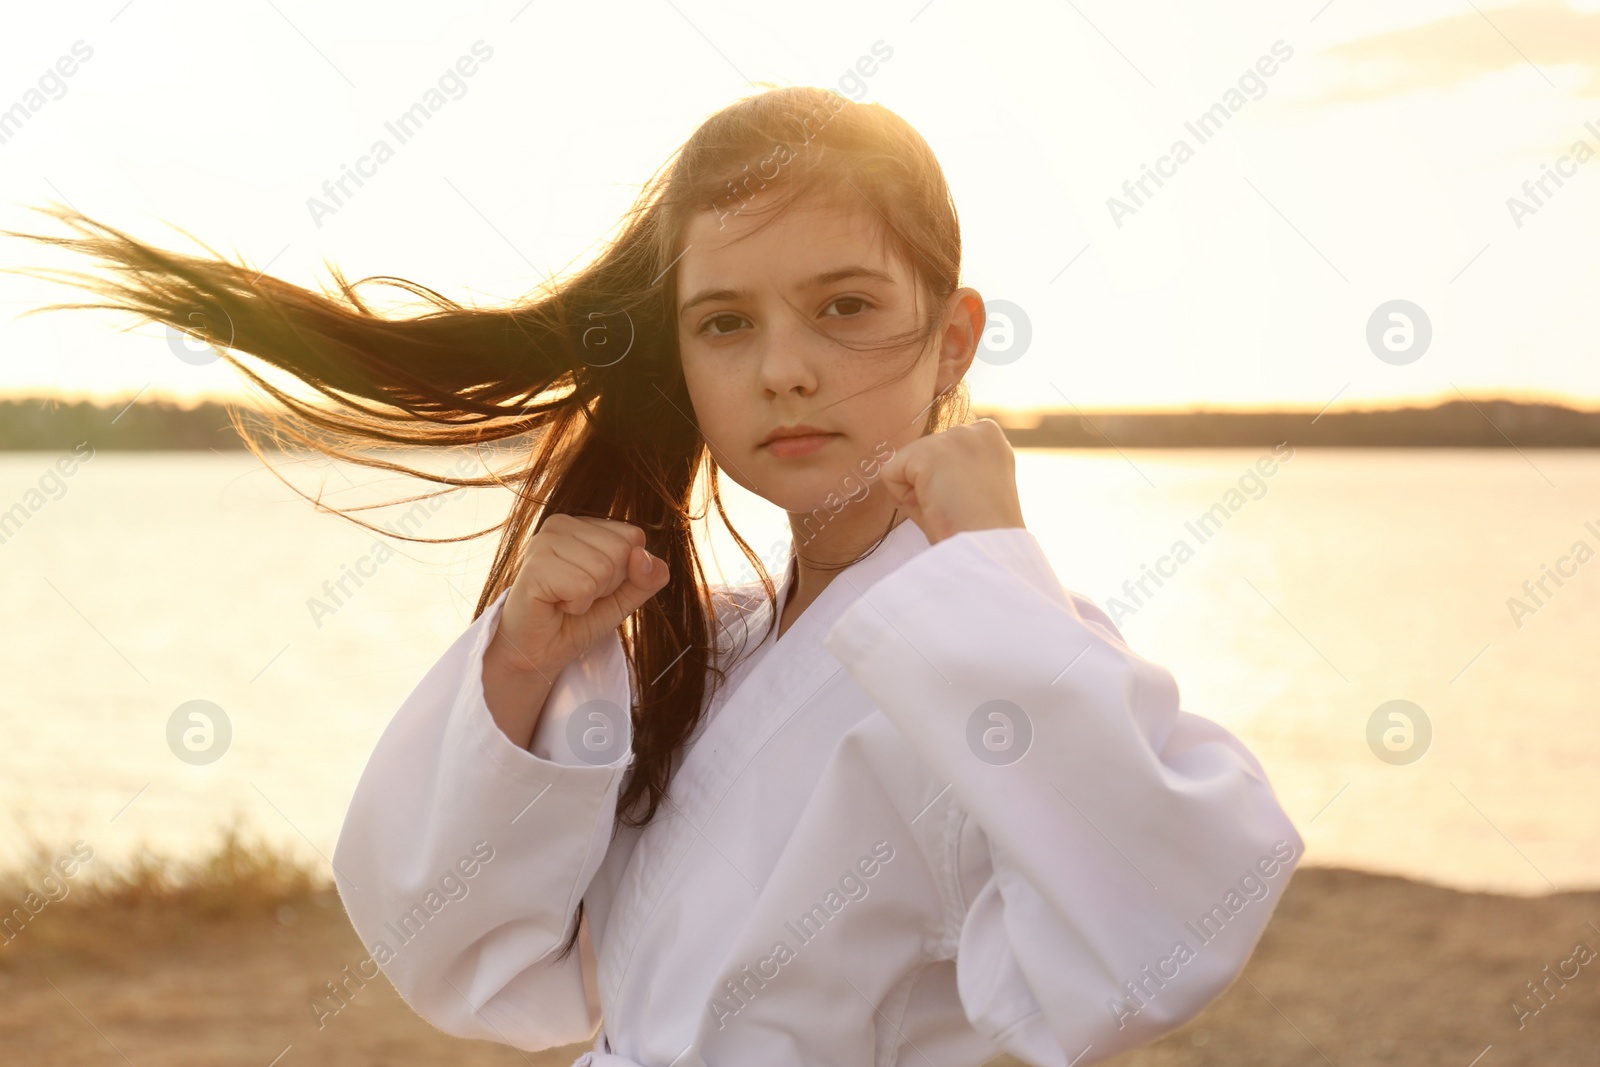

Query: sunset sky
left=2, top=0, right=1598, bottom=414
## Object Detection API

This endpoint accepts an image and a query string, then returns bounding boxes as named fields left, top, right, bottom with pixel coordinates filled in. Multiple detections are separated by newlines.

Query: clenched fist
left=483, top=513, right=670, bottom=749
left=878, top=418, right=1026, bottom=545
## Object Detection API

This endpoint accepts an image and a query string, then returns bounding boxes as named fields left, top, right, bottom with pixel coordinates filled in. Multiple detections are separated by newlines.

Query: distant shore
left=2, top=830, right=1596, bottom=1065
left=2, top=396, right=1599, bottom=450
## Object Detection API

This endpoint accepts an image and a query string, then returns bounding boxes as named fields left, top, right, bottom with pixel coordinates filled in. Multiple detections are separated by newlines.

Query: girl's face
left=675, top=192, right=982, bottom=518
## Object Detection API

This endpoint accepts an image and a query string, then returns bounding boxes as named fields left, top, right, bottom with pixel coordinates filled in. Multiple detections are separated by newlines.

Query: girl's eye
left=699, top=313, right=746, bottom=338
left=825, top=296, right=871, bottom=318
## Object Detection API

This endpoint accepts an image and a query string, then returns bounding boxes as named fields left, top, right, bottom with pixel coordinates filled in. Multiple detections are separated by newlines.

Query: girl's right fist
left=488, top=513, right=670, bottom=677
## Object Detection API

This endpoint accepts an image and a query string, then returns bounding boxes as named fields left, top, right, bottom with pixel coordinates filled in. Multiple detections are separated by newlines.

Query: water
left=1, top=447, right=1594, bottom=896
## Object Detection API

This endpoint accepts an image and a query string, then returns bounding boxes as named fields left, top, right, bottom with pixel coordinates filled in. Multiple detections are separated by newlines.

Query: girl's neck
left=776, top=506, right=908, bottom=640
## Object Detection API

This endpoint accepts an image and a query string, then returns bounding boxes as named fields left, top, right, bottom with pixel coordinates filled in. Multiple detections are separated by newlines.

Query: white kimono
left=332, top=519, right=1304, bottom=1066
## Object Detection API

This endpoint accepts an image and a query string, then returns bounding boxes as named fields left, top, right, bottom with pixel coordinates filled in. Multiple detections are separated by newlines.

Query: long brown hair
left=5, top=83, right=968, bottom=961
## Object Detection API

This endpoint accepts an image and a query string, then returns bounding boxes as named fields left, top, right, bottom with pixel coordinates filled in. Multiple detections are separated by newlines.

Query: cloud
left=1314, top=1, right=1600, bottom=101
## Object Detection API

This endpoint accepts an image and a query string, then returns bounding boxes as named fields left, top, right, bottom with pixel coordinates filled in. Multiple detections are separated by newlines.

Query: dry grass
left=0, top=825, right=572, bottom=1065
left=1, top=818, right=327, bottom=920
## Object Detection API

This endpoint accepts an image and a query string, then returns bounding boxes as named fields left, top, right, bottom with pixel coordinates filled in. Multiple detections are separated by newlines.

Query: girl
left=11, top=85, right=1302, bottom=1066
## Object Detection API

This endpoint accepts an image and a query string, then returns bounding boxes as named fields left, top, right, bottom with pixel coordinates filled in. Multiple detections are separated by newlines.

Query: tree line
left=0, top=396, right=1596, bottom=450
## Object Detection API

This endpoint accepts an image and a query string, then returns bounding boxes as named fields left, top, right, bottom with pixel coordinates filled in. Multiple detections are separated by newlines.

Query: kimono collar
left=774, top=515, right=931, bottom=627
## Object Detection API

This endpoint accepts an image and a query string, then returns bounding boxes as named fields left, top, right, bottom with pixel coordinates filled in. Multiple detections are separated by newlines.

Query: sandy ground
left=2, top=865, right=1597, bottom=1066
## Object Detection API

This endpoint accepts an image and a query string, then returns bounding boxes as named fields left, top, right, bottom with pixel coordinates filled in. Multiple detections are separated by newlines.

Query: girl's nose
left=754, top=319, right=821, bottom=398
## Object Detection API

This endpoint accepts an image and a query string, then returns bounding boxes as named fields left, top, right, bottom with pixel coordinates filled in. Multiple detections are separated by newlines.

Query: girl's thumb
left=608, top=545, right=670, bottom=619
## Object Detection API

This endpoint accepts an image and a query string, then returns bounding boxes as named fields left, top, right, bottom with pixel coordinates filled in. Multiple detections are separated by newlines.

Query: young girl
left=12, top=85, right=1302, bottom=1066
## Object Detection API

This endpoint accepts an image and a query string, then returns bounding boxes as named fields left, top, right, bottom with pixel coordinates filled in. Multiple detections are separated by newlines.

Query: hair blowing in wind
left=2, top=83, right=968, bottom=962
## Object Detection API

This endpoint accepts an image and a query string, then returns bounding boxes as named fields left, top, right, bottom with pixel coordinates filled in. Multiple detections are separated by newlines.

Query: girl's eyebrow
left=677, top=265, right=897, bottom=320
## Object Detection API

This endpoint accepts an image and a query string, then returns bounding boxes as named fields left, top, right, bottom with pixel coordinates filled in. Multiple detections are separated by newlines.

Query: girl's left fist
left=878, top=418, right=1025, bottom=545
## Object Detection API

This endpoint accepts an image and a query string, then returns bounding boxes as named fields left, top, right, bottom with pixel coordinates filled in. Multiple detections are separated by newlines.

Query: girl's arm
left=824, top=527, right=1304, bottom=1065
left=331, top=587, right=632, bottom=1050
left=481, top=620, right=560, bottom=750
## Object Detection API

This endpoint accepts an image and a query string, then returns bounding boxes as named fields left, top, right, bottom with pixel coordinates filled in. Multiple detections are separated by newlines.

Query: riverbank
left=1, top=834, right=1596, bottom=1065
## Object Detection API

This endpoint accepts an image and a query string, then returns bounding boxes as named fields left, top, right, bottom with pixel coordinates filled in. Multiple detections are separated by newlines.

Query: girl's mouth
left=762, top=433, right=839, bottom=458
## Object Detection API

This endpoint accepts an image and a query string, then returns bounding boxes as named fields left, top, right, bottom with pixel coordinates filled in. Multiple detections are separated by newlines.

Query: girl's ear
left=935, top=287, right=985, bottom=390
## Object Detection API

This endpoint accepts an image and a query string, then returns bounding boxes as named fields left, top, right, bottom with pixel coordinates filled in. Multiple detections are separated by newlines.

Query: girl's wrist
left=482, top=632, right=561, bottom=751
left=485, top=628, right=564, bottom=679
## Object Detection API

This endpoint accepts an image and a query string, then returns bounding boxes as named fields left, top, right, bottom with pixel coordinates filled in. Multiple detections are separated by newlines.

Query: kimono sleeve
left=823, top=527, right=1304, bottom=1065
left=331, top=586, right=634, bottom=1050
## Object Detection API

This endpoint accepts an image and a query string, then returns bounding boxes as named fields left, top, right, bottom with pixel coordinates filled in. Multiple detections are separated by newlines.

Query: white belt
left=570, top=1033, right=650, bottom=1067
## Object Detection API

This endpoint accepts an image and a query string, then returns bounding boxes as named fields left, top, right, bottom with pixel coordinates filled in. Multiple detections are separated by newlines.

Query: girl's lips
left=763, top=433, right=839, bottom=458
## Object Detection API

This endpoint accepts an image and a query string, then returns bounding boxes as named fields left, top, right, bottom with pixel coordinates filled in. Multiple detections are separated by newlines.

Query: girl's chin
left=765, top=482, right=876, bottom=521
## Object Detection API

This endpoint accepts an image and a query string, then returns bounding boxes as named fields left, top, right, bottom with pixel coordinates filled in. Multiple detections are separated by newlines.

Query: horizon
left=2, top=388, right=1595, bottom=418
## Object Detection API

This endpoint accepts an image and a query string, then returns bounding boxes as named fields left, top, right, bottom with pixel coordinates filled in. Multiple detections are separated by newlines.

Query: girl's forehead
left=675, top=198, right=898, bottom=282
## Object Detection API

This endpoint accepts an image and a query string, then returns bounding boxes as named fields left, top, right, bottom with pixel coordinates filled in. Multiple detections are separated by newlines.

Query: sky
left=1, top=0, right=1598, bottom=415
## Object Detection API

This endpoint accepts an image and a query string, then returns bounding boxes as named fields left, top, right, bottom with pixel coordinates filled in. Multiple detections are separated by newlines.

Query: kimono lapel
left=597, top=518, right=932, bottom=1008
